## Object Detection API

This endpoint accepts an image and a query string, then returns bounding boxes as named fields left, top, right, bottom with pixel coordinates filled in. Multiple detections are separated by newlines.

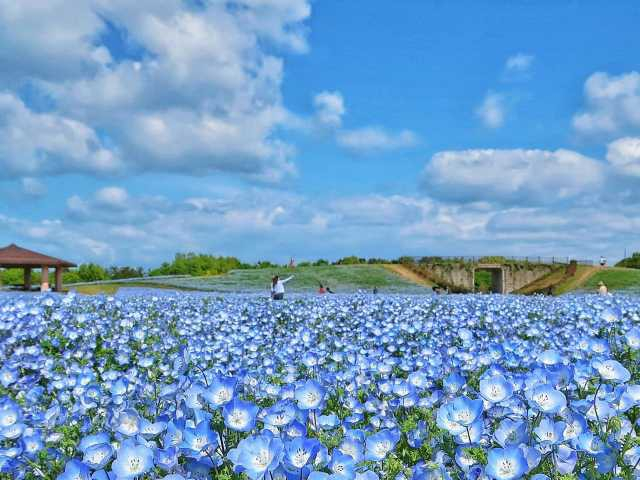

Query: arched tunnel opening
left=473, top=267, right=505, bottom=293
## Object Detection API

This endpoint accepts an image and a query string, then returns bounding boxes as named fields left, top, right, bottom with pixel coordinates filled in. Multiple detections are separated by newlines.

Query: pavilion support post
left=40, top=265, right=49, bottom=292
left=55, top=267, right=63, bottom=292
left=24, top=268, right=32, bottom=291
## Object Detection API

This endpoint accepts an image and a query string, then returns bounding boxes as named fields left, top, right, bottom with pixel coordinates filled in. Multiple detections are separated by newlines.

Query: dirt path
left=383, top=264, right=434, bottom=287
left=553, top=266, right=600, bottom=294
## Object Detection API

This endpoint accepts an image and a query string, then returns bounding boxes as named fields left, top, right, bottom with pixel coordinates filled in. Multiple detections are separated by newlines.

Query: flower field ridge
left=1, top=292, right=640, bottom=480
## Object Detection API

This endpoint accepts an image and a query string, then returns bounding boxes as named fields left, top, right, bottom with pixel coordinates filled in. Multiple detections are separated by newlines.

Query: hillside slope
left=74, top=264, right=432, bottom=295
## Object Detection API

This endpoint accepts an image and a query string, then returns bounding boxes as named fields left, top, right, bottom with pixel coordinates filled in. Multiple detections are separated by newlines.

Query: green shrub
left=149, top=253, right=243, bottom=277
left=77, top=263, right=109, bottom=282
left=616, top=252, right=640, bottom=269
left=397, top=256, right=415, bottom=265
left=335, top=256, right=365, bottom=265
left=0, top=268, right=42, bottom=286
left=107, top=266, right=144, bottom=279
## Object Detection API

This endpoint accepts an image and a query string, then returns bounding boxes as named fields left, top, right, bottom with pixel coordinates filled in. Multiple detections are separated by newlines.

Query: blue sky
left=1, top=1, right=639, bottom=266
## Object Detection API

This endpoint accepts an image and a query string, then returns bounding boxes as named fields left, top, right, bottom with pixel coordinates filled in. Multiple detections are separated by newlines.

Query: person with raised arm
left=271, top=274, right=294, bottom=300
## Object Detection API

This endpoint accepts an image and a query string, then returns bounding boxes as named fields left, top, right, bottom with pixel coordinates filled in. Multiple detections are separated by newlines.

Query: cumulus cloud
left=0, top=0, right=109, bottom=83
left=336, top=127, right=418, bottom=154
left=421, top=148, right=603, bottom=205
left=475, top=92, right=506, bottom=128
left=0, top=0, right=312, bottom=182
left=0, top=93, right=123, bottom=177
left=606, top=137, right=640, bottom=177
left=573, top=71, right=640, bottom=135
left=504, top=53, right=534, bottom=73
left=313, top=91, right=346, bottom=128
left=94, top=186, right=129, bottom=209
left=21, top=178, right=46, bottom=197
left=4, top=181, right=640, bottom=265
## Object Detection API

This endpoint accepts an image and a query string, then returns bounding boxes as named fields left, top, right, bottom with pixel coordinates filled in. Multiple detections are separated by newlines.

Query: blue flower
left=0, top=400, right=21, bottom=429
left=328, top=450, right=356, bottom=480
left=112, top=409, right=140, bottom=437
left=57, top=459, right=91, bottom=480
left=533, top=418, right=565, bottom=445
left=450, top=396, right=484, bottom=426
left=82, top=442, right=114, bottom=470
left=528, top=385, right=566, bottom=414
left=338, top=437, right=364, bottom=462
left=596, top=359, right=631, bottom=383
left=554, top=445, right=577, bottom=474
left=365, top=429, right=400, bottom=461
left=223, top=397, right=259, bottom=432
left=181, top=420, right=217, bottom=458
left=443, top=372, right=466, bottom=394
left=232, top=433, right=284, bottom=480
left=154, top=447, right=179, bottom=470
left=494, top=419, right=527, bottom=447
left=479, top=374, right=513, bottom=403
left=0, top=366, right=18, bottom=388
left=295, top=380, right=326, bottom=410
left=111, top=439, right=154, bottom=479
left=284, top=437, right=321, bottom=469
left=625, top=326, right=640, bottom=349
left=203, top=376, right=237, bottom=408
left=485, top=446, right=528, bottom=480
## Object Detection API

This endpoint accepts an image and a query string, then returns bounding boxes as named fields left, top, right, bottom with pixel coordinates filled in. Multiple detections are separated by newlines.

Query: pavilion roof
left=0, top=244, right=76, bottom=268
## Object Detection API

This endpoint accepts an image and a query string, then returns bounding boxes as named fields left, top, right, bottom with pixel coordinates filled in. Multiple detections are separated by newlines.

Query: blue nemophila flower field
left=0, top=292, right=640, bottom=480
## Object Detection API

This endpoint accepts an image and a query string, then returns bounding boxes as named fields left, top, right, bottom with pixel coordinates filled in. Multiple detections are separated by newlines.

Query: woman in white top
left=598, top=281, right=608, bottom=295
left=271, top=275, right=294, bottom=300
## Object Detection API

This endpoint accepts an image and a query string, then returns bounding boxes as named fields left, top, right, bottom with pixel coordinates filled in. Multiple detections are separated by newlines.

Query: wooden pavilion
left=0, top=244, right=76, bottom=292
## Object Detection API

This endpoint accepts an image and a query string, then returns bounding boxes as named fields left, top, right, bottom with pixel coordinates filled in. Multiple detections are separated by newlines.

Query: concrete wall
left=503, top=264, right=556, bottom=293
left=422, top=264, right=475, bottom=292
left=420, top=262, right=556, bottom=294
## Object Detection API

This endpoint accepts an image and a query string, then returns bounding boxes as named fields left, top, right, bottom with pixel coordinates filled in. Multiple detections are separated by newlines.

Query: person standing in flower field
left=598, top=281, right=609, bottom=295
left=271, top=274, right=294, bottom=300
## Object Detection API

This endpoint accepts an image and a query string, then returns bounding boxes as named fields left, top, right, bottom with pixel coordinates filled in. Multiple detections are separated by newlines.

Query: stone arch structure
left=473, top=264, right=506, bottom=294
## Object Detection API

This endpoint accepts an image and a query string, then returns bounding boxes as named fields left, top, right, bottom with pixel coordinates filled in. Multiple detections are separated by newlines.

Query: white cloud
left=313, top=91, right=345, bottom=128
left=505, top=53, right=534, bottom=73
left=0, top=0, right=312, bottom=182
left=0, top=0, right=108, bottom=83
left=573, top=71, right=640, bottom=135
left=475, top=92, right=506, bottom=128
left=336, top=127, right=418, bottom=154
left=606, top=137, right=640, bottom=177
left=95, top=187, right=129, bottom=209
left=21, top=178, right=46, bottom=197
left=422, top=148, right=604, bottom=205
left=0, top=93, right=123, bottom=177
left=3, top=182, right=640, bottom=265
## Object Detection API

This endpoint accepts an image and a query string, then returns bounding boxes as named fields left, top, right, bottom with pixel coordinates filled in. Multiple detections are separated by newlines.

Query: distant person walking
left=271, top=274, right=294, bottom=300
left=598, top=281, right=608, bottom=295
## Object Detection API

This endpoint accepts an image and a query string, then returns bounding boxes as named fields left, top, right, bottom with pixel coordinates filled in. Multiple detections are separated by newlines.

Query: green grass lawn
left=582, top=268, right=640, bottom=292
left=107, top=264, right=431, bottom=294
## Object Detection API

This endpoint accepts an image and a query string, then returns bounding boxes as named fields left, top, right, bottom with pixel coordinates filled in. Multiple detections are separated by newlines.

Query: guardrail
left=409, top=256, right=593, bottom=266
left=66, top=275, right=191, bottom=287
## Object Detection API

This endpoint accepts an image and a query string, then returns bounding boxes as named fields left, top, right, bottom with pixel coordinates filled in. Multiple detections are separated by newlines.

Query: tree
left=149, top=253, right=243, bottom=276
left=616, top=252, right=640, bottom=269
left=77, top=263, right=109, bottom=282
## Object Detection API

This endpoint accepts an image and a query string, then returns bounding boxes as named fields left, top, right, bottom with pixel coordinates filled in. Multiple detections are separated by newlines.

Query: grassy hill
left=73, top=264, right=432, bottom=295
left=515, top=266, right=640, bottom=295
left=580, top=268, right=640, bottom=293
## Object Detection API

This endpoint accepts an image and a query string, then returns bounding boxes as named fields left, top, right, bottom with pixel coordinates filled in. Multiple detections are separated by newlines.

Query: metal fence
left=409, top=256, right=593, bottom=266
